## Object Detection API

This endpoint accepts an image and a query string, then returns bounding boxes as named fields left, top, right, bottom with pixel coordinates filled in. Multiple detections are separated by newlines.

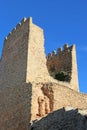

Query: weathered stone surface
left=30, top=82, right=87, bottom=122
left=0, top=83, right=32, bottom=130
left=31, top=108, right=87, bottom=130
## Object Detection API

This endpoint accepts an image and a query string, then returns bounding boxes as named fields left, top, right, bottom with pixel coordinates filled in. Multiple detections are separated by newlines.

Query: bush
left=55, top=71, right=70, bottom=82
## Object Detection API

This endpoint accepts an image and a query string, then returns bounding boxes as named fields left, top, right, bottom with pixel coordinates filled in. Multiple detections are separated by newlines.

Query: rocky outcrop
left=31, top=107, right=87, bottom=130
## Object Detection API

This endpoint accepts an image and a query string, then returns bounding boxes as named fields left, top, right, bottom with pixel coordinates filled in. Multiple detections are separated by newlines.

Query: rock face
left=31, top=108, right=87, bottom=130
left=0, top=17, right=87, bottom=130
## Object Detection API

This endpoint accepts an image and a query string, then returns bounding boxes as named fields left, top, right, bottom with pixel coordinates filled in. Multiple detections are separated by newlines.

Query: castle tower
left=0, top=17, right=50, bottom=87
left=0, top=18, right=80, bottom=130
left=47, top=44, right=79, bottom=91
left=0, top=17, right=53, bottom=130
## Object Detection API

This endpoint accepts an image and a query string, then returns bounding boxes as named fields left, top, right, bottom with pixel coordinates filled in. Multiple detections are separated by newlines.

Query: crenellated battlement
left=47, top=44, right=79, bottom=91
left=4, top=17, right=32, bottom=42
left=47, top=44, right=73, bottom=59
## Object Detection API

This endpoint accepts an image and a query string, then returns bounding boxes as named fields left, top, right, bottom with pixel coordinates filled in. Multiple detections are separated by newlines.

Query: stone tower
left=0, top=17, right=51, bottom=88
left=0, top=17, right=52, bottom=130
left=47, top=44, right=79, bottom=91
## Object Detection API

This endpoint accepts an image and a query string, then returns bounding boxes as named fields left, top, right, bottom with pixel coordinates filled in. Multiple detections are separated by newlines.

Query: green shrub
left=55, top=71, right=71, bottom=82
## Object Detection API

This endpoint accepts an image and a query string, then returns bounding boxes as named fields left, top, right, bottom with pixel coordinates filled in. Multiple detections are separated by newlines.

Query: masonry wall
left=0, top=83, right=32, bottom=130
left=47, top=45, right=72, bottom=76
left=42, top=83, right=87, bottom=111
left=26, top=22, right=50, bottom=82
left=47, top=44, right=79, bottom=91
left=0, top=18, right=30, bottom=87
left=29, top=82, right=87, bottom=122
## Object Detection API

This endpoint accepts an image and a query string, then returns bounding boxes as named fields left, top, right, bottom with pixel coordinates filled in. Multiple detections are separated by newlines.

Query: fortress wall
left=47, top=44, right=79, bottom=91
left=42, top=83, right=87, bottom=111
left=26, top=23, right=50, bottom=83
left=0, top=83, right=32, bottom=130
left=47, top=45, right=72, bottom=75
left=29, top=82, right=87, bottom=122
left=0, top=18, right=30, bottom=87
left=0, top=81, right=86, bottom=130
left=29, top=82, right=69, bottom=122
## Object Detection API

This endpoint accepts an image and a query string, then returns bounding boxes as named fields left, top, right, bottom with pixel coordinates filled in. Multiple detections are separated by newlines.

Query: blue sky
left=0, top=0, right=87, bottom=93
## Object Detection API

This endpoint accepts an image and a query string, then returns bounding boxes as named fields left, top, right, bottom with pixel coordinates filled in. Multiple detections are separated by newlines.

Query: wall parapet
left=47, top=44, right=73, bottom=59
left=4, top=17, right=32, bottom=42
left=47, top=43, right=79, bottom=91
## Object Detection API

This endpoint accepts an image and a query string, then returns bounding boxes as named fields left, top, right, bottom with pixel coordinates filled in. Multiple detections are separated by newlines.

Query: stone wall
left=42, top=83, right=87, bottom=110
left=1, top=80, right=86, bottom=130
left=0, top=18, right=29, bottom=87
left=0, top=83, right=32, bottom=130
left=47, top=44, right=79, bottom=91
left=47, top=44, right=72, bottom=76
left=29, top=82, right=87, bottom=122
left=1, top=81, right=86, bottom=129
left=26, top=21, right=50, bottom=82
